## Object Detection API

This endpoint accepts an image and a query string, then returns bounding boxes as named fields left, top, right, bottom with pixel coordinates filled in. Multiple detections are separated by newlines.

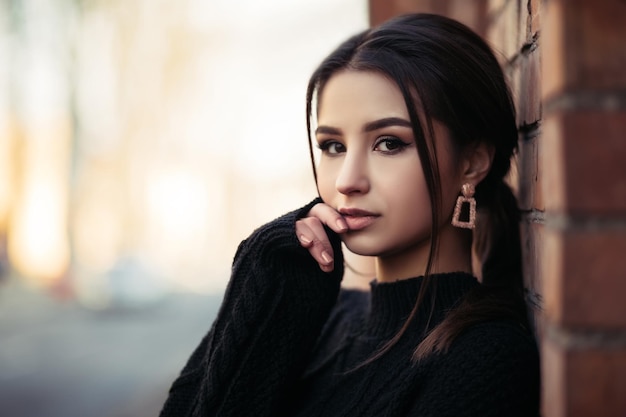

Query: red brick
left=507, top=58, right=521, bottom=111
left=543, top=336, right=626, bottom=417
left=543, top=0, right=626, bottom=99
left=369, top=0, right=412, bottom=26
left=528, top=0, right=541, bottom=38
left=541, top=110, right=626, bottom=215
left=543, top=227, right=626, bottom=329
left=518, top=134, right=543, bottom=211
left=369, top=0, right=489, bottom=39
left=369, top=0, right=441, bottom=26
left=369, top=0, right=393, bottom=26
left=519, top=0, right=542, bottom=44
left=542, top=333, right=566, bottom=417
left=520, top=218, right=545, bottom=337
left=520, top=220, right=543, bottom=298
left=534, top=146, right=543, bottom=212
left=517, top=48, right=542, bottom=126
left=446, top=0, right=489, bottom=36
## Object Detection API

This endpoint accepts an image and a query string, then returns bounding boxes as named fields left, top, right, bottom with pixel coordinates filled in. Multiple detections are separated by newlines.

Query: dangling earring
left=452, top=183, right=476, bottom=229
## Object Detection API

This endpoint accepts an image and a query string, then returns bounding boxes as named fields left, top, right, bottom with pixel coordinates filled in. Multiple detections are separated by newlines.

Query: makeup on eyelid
left=316, top=136, right=412, bottom=155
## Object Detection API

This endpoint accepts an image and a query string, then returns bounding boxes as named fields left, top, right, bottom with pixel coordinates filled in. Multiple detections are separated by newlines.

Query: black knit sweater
left=159, top=202, right=540, bottom=417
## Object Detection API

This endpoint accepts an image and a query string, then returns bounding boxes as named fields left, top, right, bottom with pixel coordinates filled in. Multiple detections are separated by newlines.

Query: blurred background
left=0, top=0, right=368, bottom=416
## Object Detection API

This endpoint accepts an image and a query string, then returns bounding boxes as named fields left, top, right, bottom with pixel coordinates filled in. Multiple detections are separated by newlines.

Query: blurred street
left=0, top=278, right=222, bottom=417
left=0, top=3, right=366, bottom=414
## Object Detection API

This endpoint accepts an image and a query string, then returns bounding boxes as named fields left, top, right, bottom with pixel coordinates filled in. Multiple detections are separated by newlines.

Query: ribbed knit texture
left=159, top=201, right=540, bottom=417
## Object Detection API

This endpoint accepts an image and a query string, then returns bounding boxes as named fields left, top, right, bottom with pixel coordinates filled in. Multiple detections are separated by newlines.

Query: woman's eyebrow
left=364, top=117, right=412, bottom=132
left=315, top=117, right=411, bottom=136
left=315, top=126, right=342, bottom=135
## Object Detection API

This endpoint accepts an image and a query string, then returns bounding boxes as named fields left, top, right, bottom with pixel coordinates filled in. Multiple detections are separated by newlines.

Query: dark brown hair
left=305, top=14, right=529, bottom=362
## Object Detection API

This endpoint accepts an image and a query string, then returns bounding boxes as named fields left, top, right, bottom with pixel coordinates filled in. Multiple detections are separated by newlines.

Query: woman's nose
left=335, top=152, right=370, bottom=195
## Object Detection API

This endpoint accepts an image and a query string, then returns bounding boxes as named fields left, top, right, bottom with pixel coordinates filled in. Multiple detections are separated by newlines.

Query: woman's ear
left=461, top=142, right=494, bottom=184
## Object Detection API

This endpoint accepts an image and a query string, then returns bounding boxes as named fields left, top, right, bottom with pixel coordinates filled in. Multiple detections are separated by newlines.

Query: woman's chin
left=341, top=237, right=382, bottom=258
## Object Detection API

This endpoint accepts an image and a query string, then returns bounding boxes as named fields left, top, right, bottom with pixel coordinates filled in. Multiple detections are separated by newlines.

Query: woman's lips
left=339, top=208, right=379, bottom=231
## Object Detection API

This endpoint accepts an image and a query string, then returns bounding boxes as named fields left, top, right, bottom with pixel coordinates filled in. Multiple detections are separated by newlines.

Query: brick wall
left=369, top=0, right=626, bottom=415
left=540, top=1, right=626, bottom=416
left=485, top=0, right=544, bottom=335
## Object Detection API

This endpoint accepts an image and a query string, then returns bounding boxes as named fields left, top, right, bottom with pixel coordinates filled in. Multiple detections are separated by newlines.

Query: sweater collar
left=366, top=272, right=479, bottom=337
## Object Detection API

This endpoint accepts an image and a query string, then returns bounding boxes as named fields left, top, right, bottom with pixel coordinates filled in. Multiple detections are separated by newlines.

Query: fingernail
left=336, top=218, right=348, bottom=231
left=300, top=235, right=311, bottom=244
left=321, top=251, right=332, bottom=265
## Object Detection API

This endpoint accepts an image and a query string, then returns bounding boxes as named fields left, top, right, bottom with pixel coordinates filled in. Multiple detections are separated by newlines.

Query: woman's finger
left=295, top=217, right=335, bottom=272
left=307, top=203, right=348, bottom=234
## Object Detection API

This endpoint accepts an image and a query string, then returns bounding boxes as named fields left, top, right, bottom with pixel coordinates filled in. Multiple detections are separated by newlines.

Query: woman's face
left=315, top=70, right=462, bottom=263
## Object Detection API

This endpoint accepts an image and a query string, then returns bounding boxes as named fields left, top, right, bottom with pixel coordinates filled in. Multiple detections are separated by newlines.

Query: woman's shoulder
left=454, top=319, right=538, bottom=353
left=438, top=319, right=540, bottom=381
left=416, top=320, right=540, bottom=415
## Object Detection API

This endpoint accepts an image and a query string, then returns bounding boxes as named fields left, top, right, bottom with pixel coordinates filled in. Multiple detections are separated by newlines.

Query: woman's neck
left=375, top=223, right=473, bottom=282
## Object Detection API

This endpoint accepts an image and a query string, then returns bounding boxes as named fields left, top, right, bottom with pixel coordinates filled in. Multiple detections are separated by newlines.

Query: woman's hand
left=295, top=203, right=348, bottom=272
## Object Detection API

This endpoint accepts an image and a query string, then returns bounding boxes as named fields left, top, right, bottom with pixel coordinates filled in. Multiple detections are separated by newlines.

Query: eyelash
left=317, top=140, right=344, bottom=155
left=317, top=136, right=411, bottom=156
left=374, top=136, right=411, bottom=154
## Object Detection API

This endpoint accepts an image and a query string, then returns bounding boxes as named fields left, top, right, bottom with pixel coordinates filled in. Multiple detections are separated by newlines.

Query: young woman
left=160, top=13, right=540, bottom=417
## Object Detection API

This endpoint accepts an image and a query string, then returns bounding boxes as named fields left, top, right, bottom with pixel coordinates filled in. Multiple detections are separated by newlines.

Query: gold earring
left=452, top=183, right=476, bottom=229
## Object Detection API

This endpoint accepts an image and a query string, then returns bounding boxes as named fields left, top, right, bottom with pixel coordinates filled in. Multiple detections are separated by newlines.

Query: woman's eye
left=374, top=137, right=409, bottom=153
left=318, top=141, right=345, bottom=155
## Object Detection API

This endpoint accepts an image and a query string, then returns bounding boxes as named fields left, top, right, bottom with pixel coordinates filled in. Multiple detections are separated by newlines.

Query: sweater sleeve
left=159, top=199, right=344, bottom=417
left=405, top=322, right=540, bottom=417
